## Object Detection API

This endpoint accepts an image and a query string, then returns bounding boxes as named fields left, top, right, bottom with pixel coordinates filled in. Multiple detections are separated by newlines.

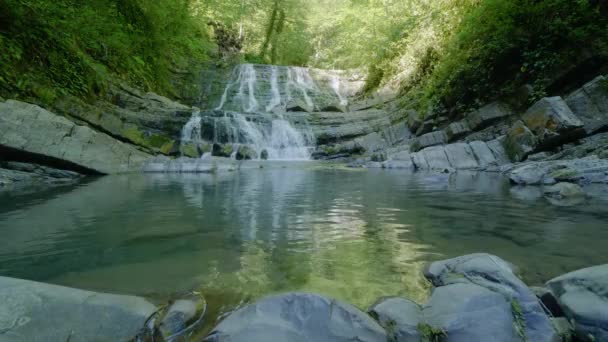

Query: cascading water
left=189, top=64, right=353, bottom=160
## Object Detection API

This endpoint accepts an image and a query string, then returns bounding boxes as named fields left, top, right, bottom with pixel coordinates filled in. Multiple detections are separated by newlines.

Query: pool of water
left=1, top=163, right=608, bottom=313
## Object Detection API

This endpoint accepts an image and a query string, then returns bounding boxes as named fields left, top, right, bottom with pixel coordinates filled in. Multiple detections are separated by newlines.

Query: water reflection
left=0, top=165, right=607, bottom=310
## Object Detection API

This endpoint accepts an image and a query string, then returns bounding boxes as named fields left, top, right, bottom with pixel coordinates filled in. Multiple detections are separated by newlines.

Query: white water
left=204, top=64, right=354, bottom=160
left=181, top=109, right=202, bottom=144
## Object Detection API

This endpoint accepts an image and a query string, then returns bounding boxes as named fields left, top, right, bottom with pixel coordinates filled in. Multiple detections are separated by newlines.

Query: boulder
left=411, top=131, right=447, bottom=152
left=417, top=146, right=451, bottom=170
left=543, top=182, right=587, bottom=206
left=522, top=97, right=585, bottom=149
left=415, top=120, right=435, bottom=136
left=203, top=293, right=388, bottom=342
left=407, top=110, right=423, bottom=132
left=565, top=75, right=608, bottom=134
left=466, top=102, right=513, bottom=131
left=368, top=297, right=421, bottom=341
left=235, top=145, right=257, bottom=160
left=446, top=121, right=472, bottom=142
left=0, top=276, right=156, bottom=342
left=469, top=141, right=499, bottom=169
left=444, top=143, right=479, bottom=170
left=508, top=158, right=608, bottom=185
left=547, top=264, right=608, bottom=341
left=423, top=283, right=519, bottom=342
left=0, top=100, right=152, bottom=174
left=504, top=121, right=539, bottom=162
left=486, top=137, right=511, bottom=165
left=424, top=253, right=558, bottom=342
left=411, top=150, right=430, bottom=170
left=159, top=294, right=206, bottom=341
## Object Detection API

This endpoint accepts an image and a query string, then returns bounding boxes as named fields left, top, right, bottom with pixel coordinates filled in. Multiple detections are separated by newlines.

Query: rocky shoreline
left=2, top=253, right=605, bottom=341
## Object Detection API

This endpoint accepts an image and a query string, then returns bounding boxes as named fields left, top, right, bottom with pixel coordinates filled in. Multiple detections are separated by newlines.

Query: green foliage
left=0, top=0, right=214, bottom=102
left=511, top=299, right=527, bottom=340
left=417, top=323, right=447, bottom=342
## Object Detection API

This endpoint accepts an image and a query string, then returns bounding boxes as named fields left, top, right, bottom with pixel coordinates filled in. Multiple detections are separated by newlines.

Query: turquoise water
left=1, top=163, right=608, bottom=311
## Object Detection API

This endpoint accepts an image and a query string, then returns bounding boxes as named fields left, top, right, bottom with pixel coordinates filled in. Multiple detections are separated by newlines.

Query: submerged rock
left=0, top=276, right=156, bottom=341
left=367, top=297, right=421, bottom=341
left=547, top=264, right=608, bottom=341
left=543, top=182, right=586, bottom=206
left=424, top=253, right=558, bottom=342
left=508, top=158, right=608, bottom=185
left=203, top=293, right=388, bottom=342
left=159, top=293, right=206, bottom=341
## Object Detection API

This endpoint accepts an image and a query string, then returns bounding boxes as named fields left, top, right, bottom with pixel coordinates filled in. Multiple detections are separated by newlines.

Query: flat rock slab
left=424, top=253, right=558, bottom=342
left=566, top=75, right=608, bottom=134
left=203, top=293, right=388, bottom=342
left=547, top=264, right=608, bottom=341
left=508, top=158, right=608, bottom=185
left=0, top=276, right=156, bottom=342
left=0, top=100, right=151, bottom=174
left=368, top=297, right=421, bottom=341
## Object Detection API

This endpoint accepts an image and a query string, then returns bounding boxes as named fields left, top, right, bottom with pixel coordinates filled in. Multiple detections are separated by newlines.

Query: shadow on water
left=1, top=164, right=608, bottom=331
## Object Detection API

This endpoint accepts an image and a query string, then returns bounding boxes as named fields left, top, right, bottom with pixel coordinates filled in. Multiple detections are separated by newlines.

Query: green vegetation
left=417, top=323, right=447, bottom=342
left=1, top=0, right=607, bottom=114
left=511, top=298, right=527, bottom=340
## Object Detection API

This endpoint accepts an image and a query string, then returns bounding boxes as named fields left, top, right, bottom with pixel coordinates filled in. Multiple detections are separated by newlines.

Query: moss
left=549, top=168, right=578, bottom=180
left=181, top=143, right=200, bottom=158
left=148, top=134, right=172, bottom=149
left=417, top=323, right=446, bottom=342
left=511, top=299, right=527, bottom=341
left=121, top=126, right=147, bottom=146
left=159, top=141, right=175, bottom=155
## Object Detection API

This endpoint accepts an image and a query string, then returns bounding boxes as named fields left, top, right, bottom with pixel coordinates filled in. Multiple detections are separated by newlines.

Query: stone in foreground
left=508, top=158, right=608, bottom=185
left=547, top=264, right=608, bottom=342
left=368, top=297, right=421, bottom=341
left=522, top=97, right=585, bottom=149
left=203, top=293, right=388, bottom=342
left=424, top=253, right=558, bottom=342
left=0, top=276, right=156, bottom=342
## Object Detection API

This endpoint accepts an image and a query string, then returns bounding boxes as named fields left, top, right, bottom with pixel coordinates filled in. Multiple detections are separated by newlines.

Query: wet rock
left=0, top=276, right=156, bottom=342
left=543, top=182, right=586, bottom=200
left=530, top=286, right=564, bottom=317
left=203, top=293, right=388, bottom=342
left=411, top=150, right=430, bottom=170
left=510, top=186, right=544, bottom=202
left=547, top=264, right=608, bottom=341
left=444, top=143, right=479, bottom=170
left=522, top=97, right=585, bottom=149
left=446, top=121, right=472, bottom=142
left=487, top=136, right=512, bottom=165
left=504, top=120, right=539, bottom=162
left=548, top=132, right=608, bottom=161
left=286, top=98, right=314, bottom=113
left=143, top=156, right=238, bottom=173
left=260, top=149, right=269, bottom=160
left=469, top=141, right=499, bottom=169
left=0, top=100, right=152, bottom=174
left=424, top=253, right=558, bottom=342
left=565, top=75, right=608, bottom=134
left=466, top=102, right=513, bottom=131
left=526, top=152, right=553, bottom=162
left=423, top=283, right=518, bottom=342
left=508, top=158, right=608, bottom=185
left=235, top=145, right=257, bottom=160
left=368, top=297, right=421, bottom=342
left=411, top=131, right=447, bottom=152
left=159, top=294, right=206, bottom=340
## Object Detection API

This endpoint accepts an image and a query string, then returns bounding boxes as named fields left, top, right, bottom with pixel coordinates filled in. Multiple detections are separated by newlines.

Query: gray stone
left=368, top=297, right=421, bottom=342
left=565, top=75, right=608, bottom=134
left=446, top=121, right=472, bottom=142
left=423, top=283, right=518, bottom=342
left=424, top=253, right=558, bottom=342
left=0, top=100, right=151, bottom=174
left=143, top=156, right=238, bottom=173
left=508, top=158, right=608, bottom=185
left=0, top=276, right=156, bottom=342
left=522, top=97, right=585, bottom=149
left=444, top=143, right=479, bottom=169
left=504, top=120, right=539, bottom=162
left=547, top=264, right=608, bottom=341
left=469, top=141, right=499, bottom=169
left=487, top=136, right=511, bottom=165
left=467, top=102, right=513, bottom=130
left=417, top=146, right=451, bottom=170
left=415, top=120, right=435, bottom=136
left=203, top=293, right=388, bottom=342
left=411, top=150, right=429, bottom=170
left=159, top=294, right=205, bottom=340
left=407, top=110, right=422, bottom=132
left=411, top=130, right=447, bottom=152
left=543, top=182, right=586, bottom=200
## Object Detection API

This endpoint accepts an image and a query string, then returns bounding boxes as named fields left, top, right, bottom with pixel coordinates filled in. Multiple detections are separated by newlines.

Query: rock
left=203, top=293, right=388, bottom=342
left=486, top=136, right=511, bottom=165
left=543, top=182, right=586, bottom=200
left=547, top=264, right=608, bottom=341
left=159, top=294, right=206, bottom=340
left=469, top=141, right=499, bottom=169
left=416, top=146, right=451, bottom=170
left=286, top=98, right=314, bottom=113
left=368, top=297, right=421, bottom=341
left=0, top=100, right=151, bottom=174
left=510, top=186, right=544, bottom=202
left=212, top=143, right=234, bottom=158
left=411, top=131, right=447, bottom=152
left=530, top=286, right=564, bottom=317
left=407, top=110, right=422, bottom=132
left=424, top=253, right=558, bottom=342
left=143, top=156, right=238, bottom=173
left=260, top=149, right=269, bottom=160
left=522, top=97, right=585, bottom=149
left=526, top=151, right=553, bottom=162
left=508, top=158, right=608, bottom=185
left=549, top=132, right=608, bottom=161
left=444, top=143, right=479, bottom=170
left=415, top=120, right=435, bottom=136
left=411, top=150, right=429, bottom=170
left=565, top=75, right=608, bottom=134
left=466, top=102, right=513, bottom=131
left=0, top=276, right=156, bottom=342
left=235, top=145, right=257, bottom=160
left=504, top=120, right=539, bottom=162
left=445, top=121, right=472, bottom=142
left=423, top=283, right=519, bottom=342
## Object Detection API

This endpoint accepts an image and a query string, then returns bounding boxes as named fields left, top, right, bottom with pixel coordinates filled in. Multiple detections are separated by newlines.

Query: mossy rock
left=121, top=125, right=147, bottom=146
left=160, top=141, right=176, bottom=155
left=180, top=143, right=200, bottom=158
left=148, top=134, right=173, bottom=149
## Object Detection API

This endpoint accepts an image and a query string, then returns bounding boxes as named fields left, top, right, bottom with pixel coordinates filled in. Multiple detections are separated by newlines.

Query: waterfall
left=196, top=64, right=355, bottom=161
